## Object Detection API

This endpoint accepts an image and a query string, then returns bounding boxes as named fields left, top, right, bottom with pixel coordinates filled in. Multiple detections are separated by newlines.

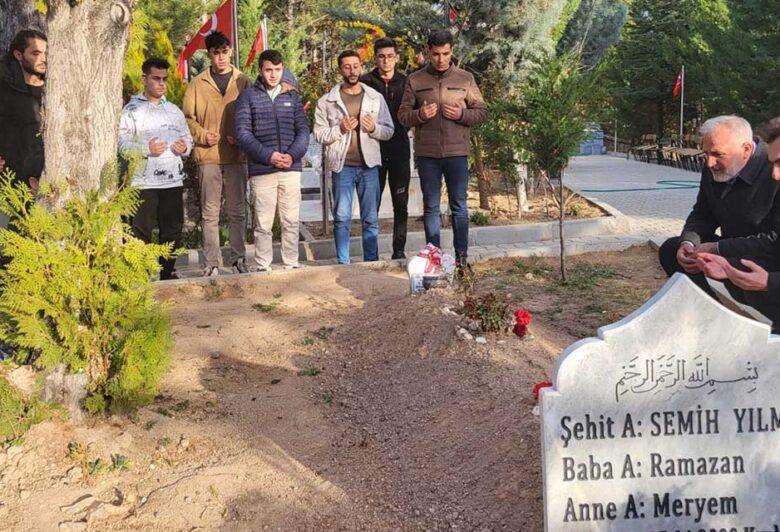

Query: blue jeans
left=331, top=165, right=380, bottom=264
left=417, top=156, right=469, bottom=259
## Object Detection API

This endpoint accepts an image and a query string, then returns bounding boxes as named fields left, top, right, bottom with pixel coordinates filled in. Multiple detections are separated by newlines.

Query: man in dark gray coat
left=658, top=115, right=780, bottom=300
left=696, top=118, right=780, bottom=330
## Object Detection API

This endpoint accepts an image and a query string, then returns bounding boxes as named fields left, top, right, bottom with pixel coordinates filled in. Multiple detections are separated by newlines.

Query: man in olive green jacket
left=183, top=31, right=251, bottom=276
left=398, top=30, right=486, bottom=267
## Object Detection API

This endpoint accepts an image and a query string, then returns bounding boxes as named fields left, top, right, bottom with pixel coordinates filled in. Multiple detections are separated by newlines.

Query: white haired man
left=658, top=115, right=779, bottom=298
left=695, top=117, right=780, bottom=331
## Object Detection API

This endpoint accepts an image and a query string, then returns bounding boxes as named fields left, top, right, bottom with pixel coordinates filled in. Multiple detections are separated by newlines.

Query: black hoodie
left=0, top=58, right=44, bottom=184
left=360, top=67, right=410, bottom=162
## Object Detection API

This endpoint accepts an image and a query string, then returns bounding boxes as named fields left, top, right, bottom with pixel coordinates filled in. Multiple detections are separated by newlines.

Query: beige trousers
left=249, top=171, right=301, bottom=268
left=198, top=163, right=247, bottom=268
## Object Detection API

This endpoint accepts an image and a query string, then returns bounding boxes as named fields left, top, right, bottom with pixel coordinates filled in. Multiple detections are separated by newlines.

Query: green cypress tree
left=0, top=169, right=172, bottom=414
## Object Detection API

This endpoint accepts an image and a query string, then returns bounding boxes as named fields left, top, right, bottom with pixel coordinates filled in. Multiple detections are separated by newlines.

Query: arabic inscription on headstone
left=541, top=274, right=780, bottom=532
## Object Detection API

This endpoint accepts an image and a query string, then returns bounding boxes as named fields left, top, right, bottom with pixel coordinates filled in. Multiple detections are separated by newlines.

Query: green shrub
left=0, top=374, right=50, bottom=445
left=0, top=170, right=172, bottom=414
left=463, top=292, right=509, bottom=332
left=470, top=210, right=491, bottom=226
left=563, top=262, right=619, bottom=289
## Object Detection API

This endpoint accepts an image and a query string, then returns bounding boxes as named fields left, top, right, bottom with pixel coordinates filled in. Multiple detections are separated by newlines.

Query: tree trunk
left=0, top=0, right=45, bottom=51
left=286, top=0, right=299, bottom=31
left=558, top=171, right=567, bottom=282
left=473, top=138, right=490, bottom=210
left=515, top=161, right=529, bottom=219
left=656, top=98, right=665, bottom=139
left=527, top=165, right=539, bottom=200
left=43, top=0, right=133, bottom=205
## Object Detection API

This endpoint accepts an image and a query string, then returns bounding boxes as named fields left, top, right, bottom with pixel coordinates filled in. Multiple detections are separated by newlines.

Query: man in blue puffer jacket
left=235, top=49, right=309, bottom=271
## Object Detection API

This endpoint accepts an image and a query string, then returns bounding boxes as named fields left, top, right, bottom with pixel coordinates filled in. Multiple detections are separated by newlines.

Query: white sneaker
left=282, top=264, right=301, bottom=270
left=204, top=266, right=219, bottom=277
left=250, top=265, right=272, bottom=273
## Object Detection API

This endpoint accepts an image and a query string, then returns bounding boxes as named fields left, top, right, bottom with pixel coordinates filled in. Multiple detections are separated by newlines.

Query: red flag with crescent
left=177, top=0, right=236, bottom=79
left=245, top=17, right=268, bottom=69
left=672, top=67, right=683, bottom=98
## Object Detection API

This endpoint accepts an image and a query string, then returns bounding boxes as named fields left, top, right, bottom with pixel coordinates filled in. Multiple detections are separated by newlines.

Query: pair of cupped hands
left=153, top=130, right=234, bottom=156
left=148, top=137, right=188, bottom=157
left=339, top=113, right=376, bottom=135
left=678, top=242, right=769, bottom=291
left=418, top=99, right=464, bottom=121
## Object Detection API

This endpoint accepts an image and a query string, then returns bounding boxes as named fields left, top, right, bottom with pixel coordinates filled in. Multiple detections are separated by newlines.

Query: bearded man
left=658, top=115, right=779, bottom=298
left=0, top=29, right=47, bottom=194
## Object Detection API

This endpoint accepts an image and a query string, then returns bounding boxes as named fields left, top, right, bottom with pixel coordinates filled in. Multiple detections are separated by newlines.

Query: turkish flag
left=245, top=18, right=268, bottom=69
left=177, top=0, right=236, bottom=79
left=672, top=68, right=683, bottom=98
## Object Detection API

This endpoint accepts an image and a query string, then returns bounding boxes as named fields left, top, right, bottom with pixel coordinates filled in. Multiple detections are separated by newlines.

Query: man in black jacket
left=658, top=115, right=779, bottom=298
left=0, top=29, right=46, bottom=195
left=696, top=118, right=780, bottom=328
left=360, top=37, right=410, bottom=259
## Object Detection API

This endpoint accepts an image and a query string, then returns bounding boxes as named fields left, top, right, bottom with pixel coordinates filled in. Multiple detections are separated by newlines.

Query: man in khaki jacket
left=398, top=29, right=486, bottom=269
left=183, top=31, right=251, bottom=276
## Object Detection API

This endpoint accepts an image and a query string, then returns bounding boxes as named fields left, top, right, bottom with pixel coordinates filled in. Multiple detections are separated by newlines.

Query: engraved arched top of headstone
left=540, top=273, right=780, bottom=531
left=546, top=273, right=779, bottom=407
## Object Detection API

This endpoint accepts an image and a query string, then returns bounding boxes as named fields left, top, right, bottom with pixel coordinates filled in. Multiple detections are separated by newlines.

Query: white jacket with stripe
left=118, top=93, right=193, bottom=189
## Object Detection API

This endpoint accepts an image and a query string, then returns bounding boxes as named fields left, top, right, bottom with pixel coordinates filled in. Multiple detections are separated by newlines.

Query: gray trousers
left=198, top=163, right=247, bottom=268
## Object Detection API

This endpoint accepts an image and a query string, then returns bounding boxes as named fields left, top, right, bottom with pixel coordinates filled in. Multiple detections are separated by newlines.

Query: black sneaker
left=232, top=258, right=249, bottom=274
left=455, top=258, right=473, bottom=277
left=0, top=342, right=16, bottom=361
left=391, top=252, right=406, bottom=260
left=160, top=271, right=180, bottom=281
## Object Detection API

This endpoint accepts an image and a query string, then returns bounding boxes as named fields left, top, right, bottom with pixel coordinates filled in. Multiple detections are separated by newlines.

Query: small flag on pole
left=177, top=0, right=237, bottom=79
left=245, top=17, right=268, bottom=69
left=672, top=67, right=683, bottom=98
left=448, top=6, right=458, bottom=24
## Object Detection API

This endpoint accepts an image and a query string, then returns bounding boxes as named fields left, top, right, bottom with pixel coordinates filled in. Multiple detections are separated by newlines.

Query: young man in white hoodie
left=119, top=57, right=193, bottom=280
left=314, top=50, right=394, bottom=264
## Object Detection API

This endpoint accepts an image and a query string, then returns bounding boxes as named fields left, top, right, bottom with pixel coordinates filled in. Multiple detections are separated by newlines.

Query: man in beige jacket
left=183, top=31, right=251, bottom=276
left=313, top=51, right=394, bottom=264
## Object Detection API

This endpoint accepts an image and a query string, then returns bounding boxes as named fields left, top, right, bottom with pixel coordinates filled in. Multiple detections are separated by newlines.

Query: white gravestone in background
left=541, top=273, right=780, bottom=532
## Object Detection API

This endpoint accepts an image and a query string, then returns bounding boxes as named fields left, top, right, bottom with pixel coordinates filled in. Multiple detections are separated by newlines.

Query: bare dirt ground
left=0, top=246, right=665, bottom=531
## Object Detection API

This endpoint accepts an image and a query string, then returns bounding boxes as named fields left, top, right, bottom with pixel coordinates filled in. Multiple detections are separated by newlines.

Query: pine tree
left=238, top=0, right=268, bottom=78
left=517, top=52, right=606, bottom=280
left=556, top=0, right=628, bottom=69
left=148, top=26, right=188, bottom=106
left=123, top=3, right=152, bottom=100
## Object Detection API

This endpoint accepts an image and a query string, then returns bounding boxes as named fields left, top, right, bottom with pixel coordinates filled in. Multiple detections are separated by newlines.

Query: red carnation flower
left=513, top=309, right=532, bottom=337
left=514, top=309, right=532, bottom=325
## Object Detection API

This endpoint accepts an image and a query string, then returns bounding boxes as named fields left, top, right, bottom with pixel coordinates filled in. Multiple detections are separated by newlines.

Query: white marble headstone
left=541, top=273, right=780, bottom=531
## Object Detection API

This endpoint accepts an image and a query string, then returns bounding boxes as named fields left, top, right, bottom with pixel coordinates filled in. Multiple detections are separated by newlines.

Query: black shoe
left=455, top=258, right=472, bottom=276
left=160, top=271, right=180, bottom=281
left=232, top=258, right=249, bottom=274
left=0, top=342, right=17, bottom=361
left=391, top=252, right=406, bottom=260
